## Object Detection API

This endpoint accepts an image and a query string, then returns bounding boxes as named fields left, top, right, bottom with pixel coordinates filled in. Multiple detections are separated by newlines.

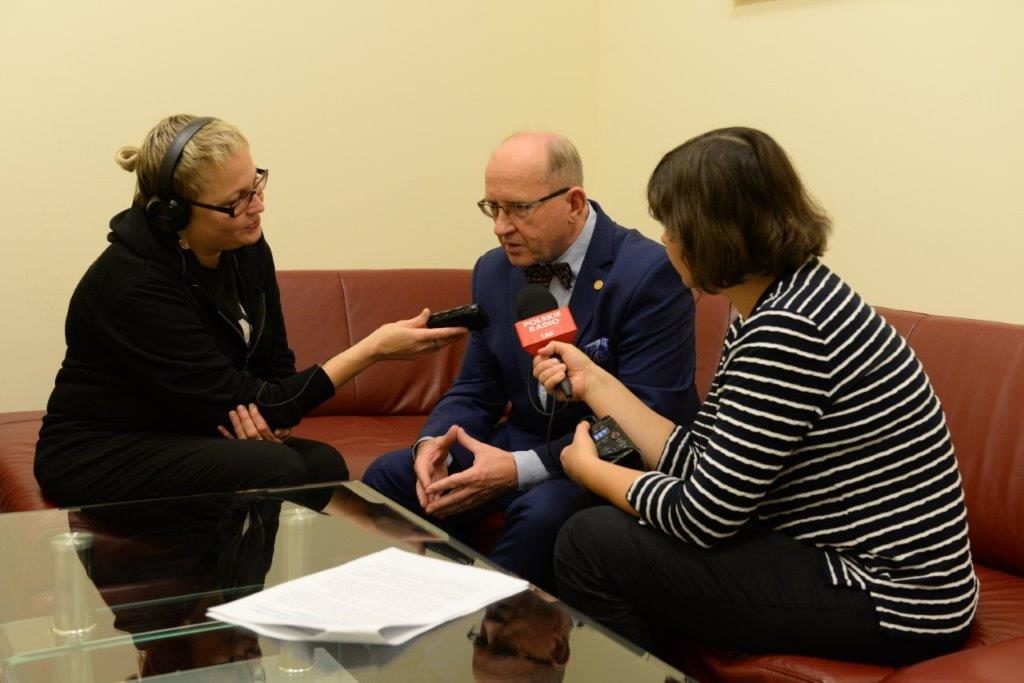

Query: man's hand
left=424, top=428, right=518, bottom=518
left=413, top=425, right=459, bottom=508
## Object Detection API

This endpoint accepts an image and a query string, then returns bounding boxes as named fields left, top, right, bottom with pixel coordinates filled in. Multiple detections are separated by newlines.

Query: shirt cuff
left=512, top=450, right=549, bottom=490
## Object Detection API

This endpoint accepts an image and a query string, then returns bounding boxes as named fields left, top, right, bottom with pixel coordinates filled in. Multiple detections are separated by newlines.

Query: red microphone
left=515, top=284, right=576, bottom=398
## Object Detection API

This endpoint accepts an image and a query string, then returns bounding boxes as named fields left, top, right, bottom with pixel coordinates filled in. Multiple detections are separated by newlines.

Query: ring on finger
left=430, top=339, right=438, bottom=351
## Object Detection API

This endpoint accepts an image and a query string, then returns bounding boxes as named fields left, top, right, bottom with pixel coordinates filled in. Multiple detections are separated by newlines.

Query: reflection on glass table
left=0, top=481, right=691, bottom=682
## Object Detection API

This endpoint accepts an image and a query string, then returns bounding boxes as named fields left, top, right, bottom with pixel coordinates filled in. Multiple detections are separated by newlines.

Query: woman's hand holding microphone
left=532, top=341, right=606, bottom=481
left=533, top=340, right=650, bottom=512
left=531, top=340, right=602, bottom=404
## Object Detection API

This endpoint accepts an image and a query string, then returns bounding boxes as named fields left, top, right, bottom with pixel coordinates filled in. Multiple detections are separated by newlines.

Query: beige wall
left=590, top=0, right=1024, bottom=326
left=0, top=1, right=599, bottom=411
left=2, top=0, right=1021, bottom=412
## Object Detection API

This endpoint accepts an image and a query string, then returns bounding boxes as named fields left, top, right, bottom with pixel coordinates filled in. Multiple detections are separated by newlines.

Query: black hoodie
left=36, top=207, right=335, bottom=473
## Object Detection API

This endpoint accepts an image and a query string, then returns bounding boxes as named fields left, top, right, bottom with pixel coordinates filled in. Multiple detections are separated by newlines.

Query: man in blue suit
left=363, top=132, right=698, bottom=590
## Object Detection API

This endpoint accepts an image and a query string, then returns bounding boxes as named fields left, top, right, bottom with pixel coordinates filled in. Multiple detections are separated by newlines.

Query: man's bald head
left=491, top=132, right=583, bottom=189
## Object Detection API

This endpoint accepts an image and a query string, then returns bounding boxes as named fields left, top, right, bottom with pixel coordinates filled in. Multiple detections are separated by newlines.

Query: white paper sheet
left=207, top=547, right=528, bottom=645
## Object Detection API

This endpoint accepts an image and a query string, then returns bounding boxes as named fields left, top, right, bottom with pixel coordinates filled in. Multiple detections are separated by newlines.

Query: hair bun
left=115, top=145, right=139, bottom=172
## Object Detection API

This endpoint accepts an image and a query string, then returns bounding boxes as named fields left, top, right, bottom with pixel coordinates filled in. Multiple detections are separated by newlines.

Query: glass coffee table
left=0, top=481, right=691, bottom=681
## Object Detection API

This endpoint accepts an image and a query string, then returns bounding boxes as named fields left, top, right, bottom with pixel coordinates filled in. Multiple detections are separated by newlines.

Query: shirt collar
left=548, top=201, right=596, bottom=291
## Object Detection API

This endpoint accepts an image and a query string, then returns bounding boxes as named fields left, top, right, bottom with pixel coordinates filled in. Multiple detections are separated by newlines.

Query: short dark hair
left=647, top=127, right=830, bottom=293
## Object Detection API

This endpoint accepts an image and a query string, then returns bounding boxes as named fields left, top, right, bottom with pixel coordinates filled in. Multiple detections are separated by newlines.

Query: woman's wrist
left=585, top=363, right=614, bottom=400
left=583, top=363, right=629, bottom=420
left=322, top=336, right=377, bottom=388
left=352, top=333, right=380, bottom=365
left=582, top=459, right=643, bottom=514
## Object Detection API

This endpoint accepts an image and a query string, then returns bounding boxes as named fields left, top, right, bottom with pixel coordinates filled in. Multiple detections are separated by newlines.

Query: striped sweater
left=626, top=259, right=978, bottom=638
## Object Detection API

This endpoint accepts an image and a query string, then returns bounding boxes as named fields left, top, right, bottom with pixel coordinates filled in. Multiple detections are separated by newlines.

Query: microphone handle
left=554, top=353, right=574, bottom=400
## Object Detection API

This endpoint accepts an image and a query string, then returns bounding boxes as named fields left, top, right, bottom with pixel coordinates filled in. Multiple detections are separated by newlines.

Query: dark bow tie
left=523, top=262, right=573, bottom=290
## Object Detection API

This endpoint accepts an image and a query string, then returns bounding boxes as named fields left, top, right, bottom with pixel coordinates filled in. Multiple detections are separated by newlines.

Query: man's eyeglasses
left=188, top=168, right=269, bottom=218
left=477, top=187, right=570, bottom=221
left=466, top=626, right=554, bottom=666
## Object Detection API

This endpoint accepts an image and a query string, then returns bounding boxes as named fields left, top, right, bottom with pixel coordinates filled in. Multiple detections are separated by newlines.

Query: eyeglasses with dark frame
left=187, top=168, right=269, bottom=218
left=477, top=187, right=570, bottom=221
left=466, top=626, right=555, bottom=667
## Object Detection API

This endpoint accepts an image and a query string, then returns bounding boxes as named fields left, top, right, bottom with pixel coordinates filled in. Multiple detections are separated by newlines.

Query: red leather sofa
left=1, top=269, right=1021, bottom=681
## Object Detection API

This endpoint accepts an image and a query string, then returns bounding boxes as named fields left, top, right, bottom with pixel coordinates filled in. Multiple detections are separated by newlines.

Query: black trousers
left=554, top=506, right=967, bottom=666
left=40, top=434, right=348, bottom=511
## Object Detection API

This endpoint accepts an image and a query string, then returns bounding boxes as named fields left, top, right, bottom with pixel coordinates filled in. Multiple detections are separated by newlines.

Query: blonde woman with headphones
left=35, top=114, right=466, bottom=509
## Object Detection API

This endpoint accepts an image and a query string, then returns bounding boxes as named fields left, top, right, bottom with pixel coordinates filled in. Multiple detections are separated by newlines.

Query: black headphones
left=145, top=116, right=215, bottom=233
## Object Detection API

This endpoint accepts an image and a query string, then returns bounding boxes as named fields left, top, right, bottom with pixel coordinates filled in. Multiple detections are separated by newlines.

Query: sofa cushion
left=875, top=307, right=926, bottom=339
left=880, top=636, right=1024, bottom=682
left=897, top=312, right=1024, bottom=575
left=289, top=414, right=427, bottom=480
left=967, top=565, right=1024, bottom=647
left=277, top=269, right=472, bottom=418
left=275, top=270, right=357, bottom=414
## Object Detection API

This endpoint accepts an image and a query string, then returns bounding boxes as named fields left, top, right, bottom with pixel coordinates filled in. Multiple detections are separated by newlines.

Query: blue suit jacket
left=421, top=201, right=699, bottom=473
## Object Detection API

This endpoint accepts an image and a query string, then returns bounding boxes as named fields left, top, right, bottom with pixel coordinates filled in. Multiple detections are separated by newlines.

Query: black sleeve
left=103, top=275, right=333, bottom=433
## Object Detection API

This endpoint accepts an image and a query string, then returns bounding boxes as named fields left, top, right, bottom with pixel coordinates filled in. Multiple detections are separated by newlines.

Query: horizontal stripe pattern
left=627, top=259, right=978, bottom=638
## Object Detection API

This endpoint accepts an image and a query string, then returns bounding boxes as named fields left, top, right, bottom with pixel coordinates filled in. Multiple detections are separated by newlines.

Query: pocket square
left=582, top=337, right=610, bottom=363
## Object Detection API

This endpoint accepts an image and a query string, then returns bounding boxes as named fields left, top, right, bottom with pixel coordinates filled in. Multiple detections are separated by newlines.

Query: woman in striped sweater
left=533, top=127, right=977, bottom=665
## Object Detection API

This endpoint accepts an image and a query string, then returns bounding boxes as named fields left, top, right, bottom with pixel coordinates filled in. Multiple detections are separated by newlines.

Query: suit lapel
left=569, top=203, right=617, bottom=341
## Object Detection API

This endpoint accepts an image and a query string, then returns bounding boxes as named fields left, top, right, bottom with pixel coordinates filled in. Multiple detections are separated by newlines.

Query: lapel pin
left=593, top=280, right=604, bottom=291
